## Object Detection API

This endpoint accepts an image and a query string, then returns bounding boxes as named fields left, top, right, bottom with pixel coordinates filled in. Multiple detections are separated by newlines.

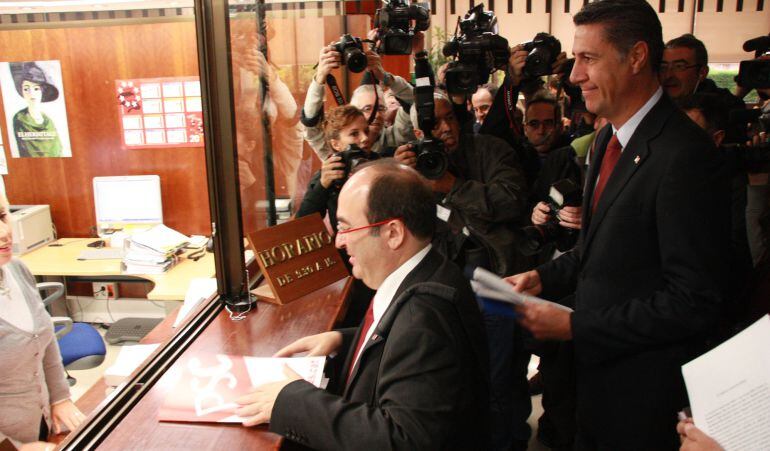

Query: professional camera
left=725, top=103, right=770, bottom=173
left=735, top=34, right=770, bottom=90
left=517, top=179, right=582, bottom=256
left=442, top=4, right=509, bottom=95
left=334, top=144, right=380, bottom=188
left=408, top=138, right=448, bottom=180
left=374, top=0, right=430, bottom=55
left=521, top=32, right=562, bottom=80
left=332, top=34, right=368, bottom=73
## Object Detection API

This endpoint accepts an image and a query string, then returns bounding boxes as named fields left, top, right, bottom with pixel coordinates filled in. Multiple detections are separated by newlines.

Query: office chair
left=39, top=282, right=107, bottom=386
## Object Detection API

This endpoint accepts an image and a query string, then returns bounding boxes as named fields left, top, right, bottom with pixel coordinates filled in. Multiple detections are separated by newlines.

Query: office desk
left=59, top=276, right=352, bottom=450
left=20, top=238, right=215, bottom=301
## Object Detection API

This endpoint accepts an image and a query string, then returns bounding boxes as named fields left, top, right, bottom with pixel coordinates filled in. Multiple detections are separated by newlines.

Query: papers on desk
left=158, top=354, right=325, bottom=423
left=468, top=266, right=573, bottom=312
left=682, top=315, right=770, bottom=450
left=173, top=278, right=217, bottom=328
left=130, top=224, right=189, bottom=254
left=122, top=225, right=189, bottom=274
left=104, top=343, right=160, bottom=387
left=77, top=248, right=125, bottom=260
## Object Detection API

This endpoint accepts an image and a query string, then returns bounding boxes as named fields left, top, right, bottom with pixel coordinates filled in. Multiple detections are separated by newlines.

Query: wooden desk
left=63, top=277, right=352, bottom=450
left=20, top=238, right=215, bottom=301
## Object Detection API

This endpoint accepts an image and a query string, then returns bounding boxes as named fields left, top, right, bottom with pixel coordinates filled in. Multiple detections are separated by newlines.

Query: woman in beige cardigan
left=0, top=195, right=84, bottom=450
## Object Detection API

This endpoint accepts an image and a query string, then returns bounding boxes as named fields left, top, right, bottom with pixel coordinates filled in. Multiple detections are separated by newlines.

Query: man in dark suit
left=235, top=159, right=489, bottom=450
left=505, top=1, right=730, bottom=449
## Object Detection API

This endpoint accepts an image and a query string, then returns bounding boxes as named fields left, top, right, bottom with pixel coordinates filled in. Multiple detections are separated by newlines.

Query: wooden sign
left=247, top=214, right=349, bottom=304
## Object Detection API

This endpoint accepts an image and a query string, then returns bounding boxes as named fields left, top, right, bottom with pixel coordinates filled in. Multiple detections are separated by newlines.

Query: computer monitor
left=93, top=175, right=163, bottom=236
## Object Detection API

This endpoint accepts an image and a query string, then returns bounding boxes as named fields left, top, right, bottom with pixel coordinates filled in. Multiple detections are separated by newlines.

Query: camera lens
left=416, top=148, right=448, bottom=180
left=345, top=48, right=368, bottom=73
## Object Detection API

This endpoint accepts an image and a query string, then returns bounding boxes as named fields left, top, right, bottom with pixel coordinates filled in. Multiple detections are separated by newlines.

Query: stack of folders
left=122, top=224, right=189, bottom=275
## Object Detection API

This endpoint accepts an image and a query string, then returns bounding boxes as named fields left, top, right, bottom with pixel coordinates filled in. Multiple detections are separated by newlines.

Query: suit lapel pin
left=634, top=155, right=641, bottom=165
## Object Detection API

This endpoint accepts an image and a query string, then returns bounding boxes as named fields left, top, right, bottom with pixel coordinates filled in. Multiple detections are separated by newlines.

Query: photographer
left=296, top=105, right=374, bottom=233
left=395, top=89, right=531, bottom=451
left=301, top=40, right=417, bottom=160
left=661, top=34, right=747, bottom=144
left=477, top=41, right=568, bottom=187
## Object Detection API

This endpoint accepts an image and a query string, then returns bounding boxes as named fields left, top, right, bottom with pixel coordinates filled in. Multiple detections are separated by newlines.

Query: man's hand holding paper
left=504, top=269, right=572, bottom=340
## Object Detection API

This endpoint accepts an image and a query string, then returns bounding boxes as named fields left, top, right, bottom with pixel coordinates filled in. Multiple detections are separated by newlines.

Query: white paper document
left=173, top=278, right=218, bottom=328
left=104, top=343, right=160, bottom=387
left=682, top=315, right=770, bottom=450
left=469, top=266, right=573, bottom=312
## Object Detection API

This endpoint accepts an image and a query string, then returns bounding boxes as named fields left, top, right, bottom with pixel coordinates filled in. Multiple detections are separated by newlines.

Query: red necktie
left=592, top=134, right=622, bottom=212
left=347, top=299, right=375, bottom=383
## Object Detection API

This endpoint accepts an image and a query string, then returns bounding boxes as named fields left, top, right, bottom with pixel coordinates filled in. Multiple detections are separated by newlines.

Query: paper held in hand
left=681, top=314, right=770, bottom=451
left=158, top=354, right=325, bottom=423
left=468, top=266, right=573, bottom=312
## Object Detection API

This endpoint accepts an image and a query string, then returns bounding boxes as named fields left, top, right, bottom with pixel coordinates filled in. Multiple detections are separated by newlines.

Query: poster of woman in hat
left=0, top=60, right=71, bottom=158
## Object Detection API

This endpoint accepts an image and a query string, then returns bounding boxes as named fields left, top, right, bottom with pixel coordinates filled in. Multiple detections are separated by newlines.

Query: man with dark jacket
left=235, top=160, right=489, bottom=450
left=506, top=1, right=730, bottom=449
left=660, top=33, right=746, bottom=143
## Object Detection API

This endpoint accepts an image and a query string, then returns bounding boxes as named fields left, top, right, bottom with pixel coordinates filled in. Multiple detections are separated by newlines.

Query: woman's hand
left=51, top=399, right=85, bottom=434
left=320, top=154, right=346, bottom=189
left=314, top=44, right=340, bottom=85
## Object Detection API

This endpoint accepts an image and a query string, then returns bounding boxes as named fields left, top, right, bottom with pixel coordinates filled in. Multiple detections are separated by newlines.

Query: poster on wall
left=0, top=60, right=72, bottom=158
left=116, top=76, right=204, bottom=149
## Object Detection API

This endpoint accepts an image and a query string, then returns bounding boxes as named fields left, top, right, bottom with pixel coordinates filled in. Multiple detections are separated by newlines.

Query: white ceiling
left=0, top=0, right=194, bottom=14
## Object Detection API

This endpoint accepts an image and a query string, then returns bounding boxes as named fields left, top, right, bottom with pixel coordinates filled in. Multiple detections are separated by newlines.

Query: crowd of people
left=244, top=0, right=769, bottom=449
left=3, top=0, right=768, bottom=449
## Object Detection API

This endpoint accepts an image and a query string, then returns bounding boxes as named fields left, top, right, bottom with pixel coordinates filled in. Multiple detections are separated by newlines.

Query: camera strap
left=325, top=72, right=380, bottom=126
left=325, top=74, right=347, bottom=106
left=502, top=84, right=523, bottom=136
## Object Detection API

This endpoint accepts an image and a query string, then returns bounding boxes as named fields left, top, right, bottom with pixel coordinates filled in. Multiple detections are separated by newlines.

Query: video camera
left=374, top=0, right=430, bottom=55
left=735, top=34, right=770, bottom=90
left=442, top=4, right=509, bottom=95
left=411, top=50, right=449, bottom=179
left=331, top=34, right=368, bottom=73
left=518, top=179, right=582, bottom=255
left=725, top=103, right=770, bottom=173
left=521, top=32, right=562, bottom=80
left=333, top=144, right=380, bottom=188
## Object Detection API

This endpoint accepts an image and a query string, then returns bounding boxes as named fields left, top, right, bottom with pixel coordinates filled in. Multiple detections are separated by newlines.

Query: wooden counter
left=61, top=276, right=352, bottom=450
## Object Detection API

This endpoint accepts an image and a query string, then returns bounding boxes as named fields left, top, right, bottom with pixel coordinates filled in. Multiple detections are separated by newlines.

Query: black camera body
left=521, top=32, right=562, bottom=80
left=410, top=138, right=448, bottom=180
left=332, top=34, right=368, bottom=73
left=518, top=179, right=582, bottom=256
left=375, top=0, right=430, bottom=55
left=735, top=34, right=770, bottom=90
left=334, top=145, right=379, bottom=188
left=442, top=5, right=509, bottom=95
left=725, top=103, right=770, bottom=173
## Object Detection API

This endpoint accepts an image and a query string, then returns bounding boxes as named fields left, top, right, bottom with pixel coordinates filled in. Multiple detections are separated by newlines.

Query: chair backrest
left=37, top=281, right=64, bottom=308
left=37, top=282, right=72, bottom=338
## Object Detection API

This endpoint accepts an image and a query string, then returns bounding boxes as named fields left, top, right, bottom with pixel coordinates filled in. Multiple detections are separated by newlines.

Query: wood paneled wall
left=0, top=21, right=211, bottom=237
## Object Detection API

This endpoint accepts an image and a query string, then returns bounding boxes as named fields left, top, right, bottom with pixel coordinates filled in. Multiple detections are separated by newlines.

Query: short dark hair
left=573, top=0, right=664, bottom=72
left=665, top=33, right=708, bottom=67
left=678, top=93, right=728, bottom=134
left=526, top=90, right=562, bottom=121
left=361, top=160, right=436, bottom=240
